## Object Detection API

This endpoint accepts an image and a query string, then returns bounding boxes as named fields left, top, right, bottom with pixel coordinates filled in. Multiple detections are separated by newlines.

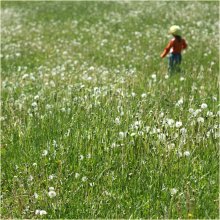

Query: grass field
left=1, top=1, right=219, bottom=219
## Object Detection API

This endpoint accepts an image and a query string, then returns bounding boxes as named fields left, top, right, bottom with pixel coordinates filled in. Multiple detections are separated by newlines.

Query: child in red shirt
left=161, top=25, right=187, bottom=73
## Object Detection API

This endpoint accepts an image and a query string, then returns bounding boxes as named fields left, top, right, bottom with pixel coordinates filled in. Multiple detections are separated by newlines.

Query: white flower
left=165, top=74, right=169, bottom=79
left=151, top=74, right=156, bottom=80
left=79, top=155, right=84, bottom=160
left=189, top=108, right=194, bottom=113
left=175, top=121, right=182, bottom=128
left=35, top=210, right=41, bottom=215
left=130, top=132, right=136, bottom=137
left=28, top=175, right=34, bottom=182
left=180, top=77, right=185, bottom=81
left=49, top=174, right=56, bottom=180
left=131, top=92, right=136, bottom=97
left=207, top=111, right=213, bottom=117
left=119, top=131, right=126, bottom=139
left=34, top=193, right=39, bottom=199
left=82, top=176, right=88, bottom=182
left=42, top=150, right=48, bottom=157
left=176, top=98, right=183, bottom=106
left=31, top=102, right=38, bottom=108
left=197, top=117, right=204, bottom=123
left=170, top=188, right=178, bottom=196
left=48, top=190, right=56, bottom=198
left=75, top=173, right=80, bottom=179
left=141, top=93, right=147, bottom=98
left=35, top=210, right=47, bottom=215
left=193, top=109, right=202, bottom=116
left=212, top=96, right=217, bottom=101
left=159, top=112, right=164, bottom=118
left=114, top=117, right=120, bottom=125
left=180, top=128, right=187, bottom=135
left=167, top=118, right=175, bottom=127
left=183, top=151, right=190, bottom=157
left=201, top=103, right=208, bottom=109
left=167, top=143, right=175, bottom=150
left=49, top=187, right=55, bottom=191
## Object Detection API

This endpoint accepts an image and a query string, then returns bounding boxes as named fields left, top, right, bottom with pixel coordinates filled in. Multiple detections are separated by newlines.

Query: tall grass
left=1, top=1, right=219, bottom=219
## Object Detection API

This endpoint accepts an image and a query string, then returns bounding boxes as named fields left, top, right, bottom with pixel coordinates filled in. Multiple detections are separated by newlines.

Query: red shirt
left=161, top=37, right=187, bottom=58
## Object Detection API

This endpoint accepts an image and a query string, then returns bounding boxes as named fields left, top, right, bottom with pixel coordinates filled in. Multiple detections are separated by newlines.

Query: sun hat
left=168, top=25, right=181, bottom=36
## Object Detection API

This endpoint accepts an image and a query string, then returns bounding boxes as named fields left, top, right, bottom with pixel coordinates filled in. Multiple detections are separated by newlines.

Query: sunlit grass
left=1, top=1, right=219, bottom=219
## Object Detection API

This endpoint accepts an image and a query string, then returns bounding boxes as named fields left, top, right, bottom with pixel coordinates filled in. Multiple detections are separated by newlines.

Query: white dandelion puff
left=175, top=121, right=182, bottom=128
left=48, top=190, right=56, bottom=198
left=170, top=188, right=178, bottom=196
left=197, top=117, right=204, bottom=123
left=201, top=103, right=208, bottom=109
left=42, top=150, right=48, bottom=157
left=183, top=151, right=190, bottom=157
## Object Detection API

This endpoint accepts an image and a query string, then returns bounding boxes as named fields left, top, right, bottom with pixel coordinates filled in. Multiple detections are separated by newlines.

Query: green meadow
left=1, top=1, right=219, bottom=219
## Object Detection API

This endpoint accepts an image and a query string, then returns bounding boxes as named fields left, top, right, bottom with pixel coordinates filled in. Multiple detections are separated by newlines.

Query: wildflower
left=189, top=108, right=194, bottom=113
left=183, top=151, right=190, bottom=157
left=75, top=173, right=80, bottom=179
left=48, top=190, right=56, bottom=198
left=31, top=102, right=38, bottom=108
left=114, top=117, right=120, bottom=125
left=197, top=117, right=204, bottom=123
left=159, top=112, right=164, bottom=118
left=165, top=74, right=169, bottom=79
left=180, top=128, right=187, bottom=135
left=170, top=188, right=178, bottom=196
left=79, top=155, right=84, bottom=160
left=176, top=98, right=183, bottom=106
left=193, top=109, right=202, bottom=116
left=151, top=74, right=156, bottom=80
left=212, top=96, right=217, bottom=101
left=42, top=150, right=48, bottom=157
left=89, top=182, right=95, bottom=187
left=35, top=210, right=47, bottom=215
left=207, top=111, right=213, bottom=117
left=82, top=176, right=88, bottom=182
left=119, top=131, right=126, bottom=139
left=34, top=193, right=39, bottom=199
left=28, top=175, right=34, bottom=182
left=141, top=93, right=147, bottom=98
left=131, top=92, right=136, bottom=97
left=49, top=187, right=55, bottom=191
left=49, top=174, right=56, bottom=180
left=167, top=143, right=175, bottom=150
left=175, top=121, right=182, bottom=128
left=201, top=103, right=208, bottom=109
left=167, top=118, right=175, bottom=127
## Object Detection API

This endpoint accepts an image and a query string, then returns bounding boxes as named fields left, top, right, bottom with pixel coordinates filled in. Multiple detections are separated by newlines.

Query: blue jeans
left=168, top=53, right=182, bottom=73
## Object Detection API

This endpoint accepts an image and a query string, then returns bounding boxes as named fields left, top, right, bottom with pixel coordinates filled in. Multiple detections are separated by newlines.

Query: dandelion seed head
left=48, top=190, right=56, bottom=198
left=175, top=121, right=182, bottom=128
left=170, top=188, right=178, bottom=196
left=197, top=117, right=204, bottom=123
left=42, top=150, right=48, bottom=157
left=201, top=103, right=208, bottom=109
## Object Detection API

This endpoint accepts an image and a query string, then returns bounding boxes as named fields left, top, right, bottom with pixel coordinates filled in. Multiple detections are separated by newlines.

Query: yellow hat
left=168, top=25, right=181, bottom=36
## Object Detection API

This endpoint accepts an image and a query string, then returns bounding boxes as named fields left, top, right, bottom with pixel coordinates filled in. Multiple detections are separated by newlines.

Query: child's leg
left=176, top=54, right=182, bottom=72
left=168, top=54, right=174, bottom=73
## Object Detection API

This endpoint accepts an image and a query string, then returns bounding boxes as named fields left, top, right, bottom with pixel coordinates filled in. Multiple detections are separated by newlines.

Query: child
left=160, top=25, right=187, bottom=73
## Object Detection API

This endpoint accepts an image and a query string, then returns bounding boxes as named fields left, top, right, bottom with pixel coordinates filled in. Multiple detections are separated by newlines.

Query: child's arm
left=182, top=39, right=187, bottom=50
left=160, top=40, right=173, bottom=58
